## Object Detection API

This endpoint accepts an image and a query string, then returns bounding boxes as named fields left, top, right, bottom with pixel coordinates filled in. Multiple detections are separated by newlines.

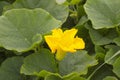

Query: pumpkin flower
left=44, top=28, right=85, bottom=61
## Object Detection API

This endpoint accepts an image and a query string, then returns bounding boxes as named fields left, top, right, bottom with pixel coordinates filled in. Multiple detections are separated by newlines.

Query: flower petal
left=59, top=28, right=78, bottom=48
left=52, top=28, right=63, bottom=37
left=73, top=36, right=85, bottom=49
left=44, top=35, right=58, bottom=53
left=63, top=28, right=78, bottom=39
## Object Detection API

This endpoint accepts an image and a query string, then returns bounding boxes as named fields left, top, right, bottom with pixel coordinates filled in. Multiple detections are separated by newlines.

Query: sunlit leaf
left=4, top=0, right=69, bottom=22
left=59, top=50, right=98, bottom=76
left=20, top=48, right=57, bottom=75
left=0, top=8, right=61, bottom=52
left=103, top=76, right=118, bottom=80
left=84, top=0, right=120, bottom=29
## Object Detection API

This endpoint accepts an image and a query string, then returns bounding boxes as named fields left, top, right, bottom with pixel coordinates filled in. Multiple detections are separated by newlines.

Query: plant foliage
left=0, top=0, right=120, bottom=80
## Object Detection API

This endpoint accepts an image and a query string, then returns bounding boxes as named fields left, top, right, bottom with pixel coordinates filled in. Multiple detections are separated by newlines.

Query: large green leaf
left=84, top=0, right=120, bottom=29
left=87, top=45, right=120, bottom=80
left=86, top=26, right=118, bottom=45
left=59, top=50, right=98, bottom=76
left=4, top=0, right=69, bottom=22
left=88, top=64, right=117, bottom=80
left=103, top=76, right=118, bottom=80
left=20, top=48, right=57, bottom=75
left=0, top=57, right=24, bottom=80
left=113, top=57, right=120, bottom=78
left=105, top=45, right=120, bottom=65
left=0, top=8, right=61, bottom=52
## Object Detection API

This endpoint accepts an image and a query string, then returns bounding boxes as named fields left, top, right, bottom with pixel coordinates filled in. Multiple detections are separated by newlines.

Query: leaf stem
left=87, top=50, right=120, bottom=80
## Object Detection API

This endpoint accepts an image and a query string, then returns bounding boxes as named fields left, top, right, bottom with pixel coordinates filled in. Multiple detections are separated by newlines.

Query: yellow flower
left=44, top=28, right=85, bottom=60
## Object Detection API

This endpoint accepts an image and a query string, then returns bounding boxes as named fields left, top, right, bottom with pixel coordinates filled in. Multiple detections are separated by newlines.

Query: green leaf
left=69, top=0, right=81, bottom=5
left=68, top=77, right=85, bottom=80
left=0, top=57, right=24, bottom=80
left=76, top=16, right=88, bottom=26
left=114, top=36, right=120, bottom=46
left=4, top=0, right=69, bottom=22
left=56, top=0, right=66, bottom=4
left=95, top=45, right=105, bottom=61
left=59, top=50, right=98, bottom=76
left=87, top=48, right=120, bottom=80
left=113, top=57, right=120, bottom=78
left=21, top=48, right=57, bottom=75
left=89, top=64, right=116, bottom=80
left=103, top=76, right=118, bottom=80
left=42, top=72, right=86, bottom=80
left=0, top=8, right=61, bottom=52
left=87, top=26, right=117, bottom=45
left=45, top=74, right=63, bottom=80
left=89, top=28, right=111, bottom=45
left=34, top=70, right=56, bottom=78
left=63, top=72, right=86, bottom=80
left=34, top=70, right=63, bottom=80
left=84, top=0, right=120, bottom=29
left=105, top=45, right=120, bottom=64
